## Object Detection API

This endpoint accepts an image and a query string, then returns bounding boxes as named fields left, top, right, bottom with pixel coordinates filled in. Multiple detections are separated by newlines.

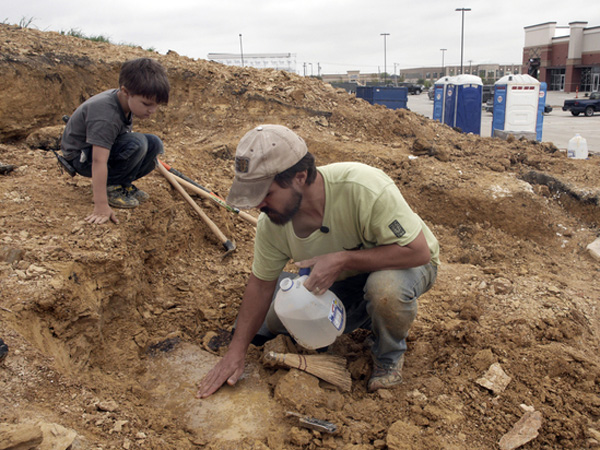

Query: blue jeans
left=262, top=263, right=438, bottom=369
left=71, top=132, right=163, bottom=186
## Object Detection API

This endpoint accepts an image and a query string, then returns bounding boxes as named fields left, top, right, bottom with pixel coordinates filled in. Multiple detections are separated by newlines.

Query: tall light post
left=440, top=48, right=447, bottom=76
left=455, top=8, right=471, bottom=75
left=381, top=33, right=390, bottom=85
left=239, top=34, right=244, bottom=67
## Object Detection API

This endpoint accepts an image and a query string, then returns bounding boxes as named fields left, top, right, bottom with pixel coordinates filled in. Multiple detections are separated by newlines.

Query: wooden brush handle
left=265, top=352, right=307, bottom=370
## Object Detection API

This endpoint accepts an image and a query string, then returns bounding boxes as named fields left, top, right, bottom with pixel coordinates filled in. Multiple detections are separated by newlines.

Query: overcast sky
left=4, top=0, right=600, bottom=75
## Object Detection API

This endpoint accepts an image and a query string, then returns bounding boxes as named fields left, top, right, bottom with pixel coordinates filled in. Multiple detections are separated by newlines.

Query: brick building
left=523, top=21, right=600, bottom=93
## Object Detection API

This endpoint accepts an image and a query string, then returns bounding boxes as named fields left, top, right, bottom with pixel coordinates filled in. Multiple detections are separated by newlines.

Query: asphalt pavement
left=406, top=91, right=599, bottom=155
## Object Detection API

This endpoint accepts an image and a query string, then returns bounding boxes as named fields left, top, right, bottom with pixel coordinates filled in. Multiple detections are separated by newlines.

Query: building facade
left=207, top=53, right=297, bottom=73
left=321, top=63, right=521, bottom=87
left=523, top=21, right=600, bottom=93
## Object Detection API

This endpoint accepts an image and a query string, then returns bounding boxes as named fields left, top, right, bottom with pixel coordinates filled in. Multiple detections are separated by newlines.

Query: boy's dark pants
left=72, top=133, right=163, bottom=186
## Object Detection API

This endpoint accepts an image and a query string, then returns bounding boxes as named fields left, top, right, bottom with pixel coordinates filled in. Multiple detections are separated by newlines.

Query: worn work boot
left=107, top=185, right=139, bottom=209
left=123, top=184, right=149, bottom=203
left=367, top=354, right=404, bottom=392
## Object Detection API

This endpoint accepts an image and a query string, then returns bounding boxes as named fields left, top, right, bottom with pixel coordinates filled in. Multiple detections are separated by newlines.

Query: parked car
left=562, top=91, right=600, bottom=116
left=485, top=98, right=552, bottom=114
left=396, top=82, right=422, bottom=95
left=485, top=98, right=493, bottom=113
left=482, top=85, right=494, bottom=103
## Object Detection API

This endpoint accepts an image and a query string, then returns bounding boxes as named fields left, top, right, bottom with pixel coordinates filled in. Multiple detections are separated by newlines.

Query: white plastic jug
left=567, top=134, right=588, bottom=159
left=274, top=275, right=346, bottom=350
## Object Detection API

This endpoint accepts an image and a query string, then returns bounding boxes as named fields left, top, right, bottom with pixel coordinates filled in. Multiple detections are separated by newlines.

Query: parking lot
left=406, top=91, right=599, bottom=155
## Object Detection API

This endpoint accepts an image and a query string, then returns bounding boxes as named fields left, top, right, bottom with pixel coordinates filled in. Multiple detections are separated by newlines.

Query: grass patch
left=1, top=16, right=36, bottom=28
left=61, top=28, right=111, bottom=43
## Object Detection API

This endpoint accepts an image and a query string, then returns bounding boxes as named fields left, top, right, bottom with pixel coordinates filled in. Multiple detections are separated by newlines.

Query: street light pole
left=239, top=34, right=244, bottom=67
left=381, top=33, right=390, bottom=85
left=455, top=8, right=471, bottom=75
left=440, top=48, right=447, bottom=76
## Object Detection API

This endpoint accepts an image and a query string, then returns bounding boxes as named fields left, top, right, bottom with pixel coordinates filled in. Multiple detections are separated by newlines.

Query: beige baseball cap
left=227, top=125, right=308, bottom=209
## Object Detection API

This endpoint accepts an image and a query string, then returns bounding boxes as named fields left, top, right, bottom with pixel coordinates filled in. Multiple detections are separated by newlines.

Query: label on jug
left=329, top=298, right=345, bottom=331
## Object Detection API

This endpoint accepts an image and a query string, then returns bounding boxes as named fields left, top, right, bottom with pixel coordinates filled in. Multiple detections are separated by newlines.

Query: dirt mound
left=1, top=23, right=600, bottom=449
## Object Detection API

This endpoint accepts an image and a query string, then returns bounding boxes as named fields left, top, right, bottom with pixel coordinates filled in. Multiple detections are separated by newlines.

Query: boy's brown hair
left=119, top=58, right=170, bottom=104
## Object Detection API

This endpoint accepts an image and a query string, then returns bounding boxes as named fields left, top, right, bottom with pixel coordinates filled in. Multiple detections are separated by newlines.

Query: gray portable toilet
left=432, top=76, right=453, bottom=123
left=491, top=74, right=545, bottom=141
left=444, top=75, right=483, bottom=135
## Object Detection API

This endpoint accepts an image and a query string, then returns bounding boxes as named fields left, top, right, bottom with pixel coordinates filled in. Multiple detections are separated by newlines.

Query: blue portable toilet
left=432, top=76, right=453, bottom=122
left=443, top=82, right=458, bottom=127
left=491, top=74, right=545, bottom=141
left=536, top=82, right=548, bottom=141
left=444, top=75, right=483, bottom=135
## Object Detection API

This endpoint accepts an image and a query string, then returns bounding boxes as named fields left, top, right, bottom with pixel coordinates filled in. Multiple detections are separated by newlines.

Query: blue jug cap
left=299, top=268, right=311, bottom=276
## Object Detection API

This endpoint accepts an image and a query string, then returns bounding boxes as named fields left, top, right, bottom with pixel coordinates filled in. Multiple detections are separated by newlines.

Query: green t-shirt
left=252, top=162, right=440, bottom=281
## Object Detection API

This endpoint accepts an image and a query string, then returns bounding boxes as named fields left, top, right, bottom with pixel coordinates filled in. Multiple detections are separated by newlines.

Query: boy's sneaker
left=124, top=184, right=149, bottom=203
left=107, top=185, right=139, bottom=209
left=367, top=354, right=404, bottom=392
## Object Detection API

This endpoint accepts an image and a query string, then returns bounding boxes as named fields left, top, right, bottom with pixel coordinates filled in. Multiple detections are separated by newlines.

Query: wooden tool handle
left=173, top=175, right=258, bottom=227
left=158, top=163, right=235, bottom=251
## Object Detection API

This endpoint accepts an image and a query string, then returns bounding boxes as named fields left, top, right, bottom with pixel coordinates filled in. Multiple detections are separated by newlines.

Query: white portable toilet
left=492, top=74, right=546, bottom=141
left=432, top=76, right=453, bottom=123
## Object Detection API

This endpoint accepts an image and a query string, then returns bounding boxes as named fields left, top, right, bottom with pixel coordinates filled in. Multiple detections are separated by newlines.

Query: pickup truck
left=562, top=91, right=600, bottom=116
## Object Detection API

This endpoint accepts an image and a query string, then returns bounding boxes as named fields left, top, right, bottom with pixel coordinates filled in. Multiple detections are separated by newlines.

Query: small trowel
left=285, top=411, right=338, bottom=434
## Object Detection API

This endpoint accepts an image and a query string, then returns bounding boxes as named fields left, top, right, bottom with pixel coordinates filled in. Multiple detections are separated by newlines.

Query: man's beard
left=260, top=190, right=302, bottom=225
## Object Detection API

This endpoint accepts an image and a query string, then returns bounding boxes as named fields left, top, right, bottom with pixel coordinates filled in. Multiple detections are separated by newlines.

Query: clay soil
left=1, top=24, right=600, bottom=450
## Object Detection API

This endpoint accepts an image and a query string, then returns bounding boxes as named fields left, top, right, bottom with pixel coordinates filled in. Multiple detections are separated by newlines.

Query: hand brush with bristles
left=264, top=351, right=352, bottom=392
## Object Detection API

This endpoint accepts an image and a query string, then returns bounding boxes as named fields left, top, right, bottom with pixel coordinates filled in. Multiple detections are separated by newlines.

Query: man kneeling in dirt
left=61, top=58, right=170, bottom=224
left=197, top=125, right=439, bottom=396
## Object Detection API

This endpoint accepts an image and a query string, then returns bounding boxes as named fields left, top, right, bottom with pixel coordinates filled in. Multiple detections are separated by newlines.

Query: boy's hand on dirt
left=85, top=207, right=118, bottom=224
left=196, top=352, right=245, bottom=399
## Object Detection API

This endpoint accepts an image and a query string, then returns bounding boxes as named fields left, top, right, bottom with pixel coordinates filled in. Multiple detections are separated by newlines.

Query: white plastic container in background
left=274, top=275, right=346, bottom=350
left=567, top=134, right=588, bottom=159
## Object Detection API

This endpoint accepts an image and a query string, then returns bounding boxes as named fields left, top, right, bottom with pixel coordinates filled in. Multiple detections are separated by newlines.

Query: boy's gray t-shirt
left=61, top=89, right=132, bottom=161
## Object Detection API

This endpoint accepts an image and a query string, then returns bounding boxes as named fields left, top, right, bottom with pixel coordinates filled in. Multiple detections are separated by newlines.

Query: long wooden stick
left=173, top=174, right=258, bottom=227
left=157, top=163, right=235, bottom=253
left=158, top=159, right=258, bottom=227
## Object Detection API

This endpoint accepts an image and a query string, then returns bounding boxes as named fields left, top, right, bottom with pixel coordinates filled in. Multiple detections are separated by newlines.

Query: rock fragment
left=587, top=237, right=600, bottom=261
left=498, top=411, right=542, bottom=450
left=476, top=363, right=511, bottom=394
